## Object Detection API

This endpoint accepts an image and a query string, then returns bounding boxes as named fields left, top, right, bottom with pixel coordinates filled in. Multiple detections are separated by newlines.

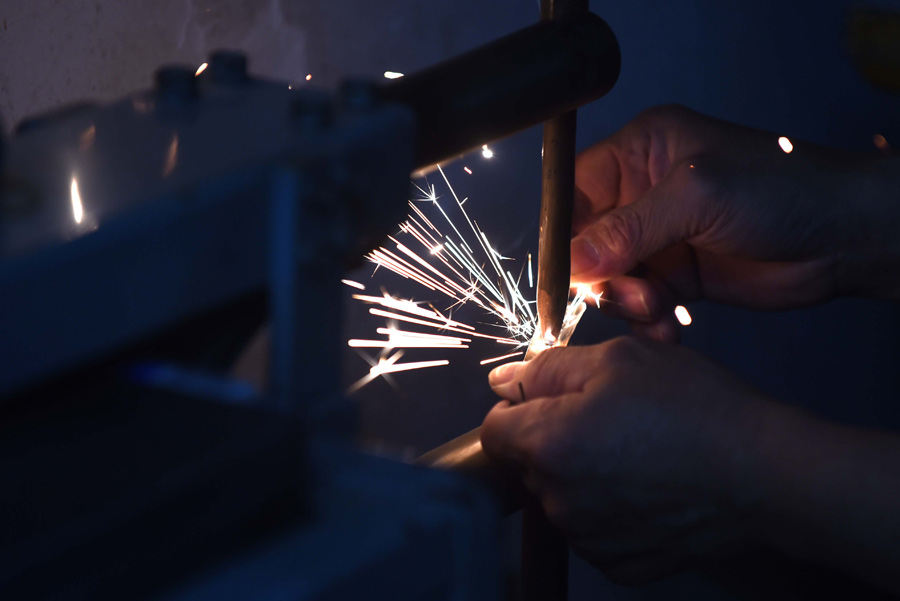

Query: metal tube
left=537, top=110, right=577, bottom=341
left=380, top=12, right=619, bottom=170
left=416, top=427, right=527, bottom=515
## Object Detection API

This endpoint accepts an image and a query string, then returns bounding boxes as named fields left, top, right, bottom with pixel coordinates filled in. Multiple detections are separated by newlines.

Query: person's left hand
left=480, top=336, right=783, bottom=583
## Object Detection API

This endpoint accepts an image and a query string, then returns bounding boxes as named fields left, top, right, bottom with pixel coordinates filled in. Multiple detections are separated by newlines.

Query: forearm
left=753, top=404, right=900, bottom=593
left=835, top=155, right=900, bottom=300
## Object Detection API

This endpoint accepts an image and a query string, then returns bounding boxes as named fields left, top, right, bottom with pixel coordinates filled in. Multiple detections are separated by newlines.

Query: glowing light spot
left=70, top=177, right=84, bottom=224
left=778, top=136, right=793, bottom=154
left=674, top=305, right=692, bottom=326
left=195, top=62, right=208, bottom=77
left=79, top=125, right=96, bottom=151
left=874, top=134, right=890, bottom=152
left=162, top=134, right=178, bottom=177
left=463, top=166, right=473, bottom=175
left=383, top=71, right=404, bottom=79
left=341, top=279, right=366, bottom=290
left=306, top=74, right=312, bottom=81
left=482, top=144, right=494, bottom=159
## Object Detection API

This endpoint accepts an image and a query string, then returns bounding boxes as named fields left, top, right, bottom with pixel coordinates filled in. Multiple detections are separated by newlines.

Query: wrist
left=833, top=155, right=900, bottom=300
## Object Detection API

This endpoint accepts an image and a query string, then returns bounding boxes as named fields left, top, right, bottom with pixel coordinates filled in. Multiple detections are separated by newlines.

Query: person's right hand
left=571, top=105, right=899, bottom=341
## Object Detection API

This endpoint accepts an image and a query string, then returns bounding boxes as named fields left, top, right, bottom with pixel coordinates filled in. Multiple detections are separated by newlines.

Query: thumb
left=571, top=169, right=703, bottom=282
left=488, top=345, right=603, bottom=401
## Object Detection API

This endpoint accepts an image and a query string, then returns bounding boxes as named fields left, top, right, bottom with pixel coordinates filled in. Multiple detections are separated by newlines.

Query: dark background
left=3, top=0, right=899, bottom=598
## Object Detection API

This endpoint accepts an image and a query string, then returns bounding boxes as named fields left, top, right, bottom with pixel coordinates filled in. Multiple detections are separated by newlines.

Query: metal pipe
left=380, top=12, right=619, bottom=170
left=416, top=427, right=527, bottom=515
left=535, top=0, right=588, bottom=342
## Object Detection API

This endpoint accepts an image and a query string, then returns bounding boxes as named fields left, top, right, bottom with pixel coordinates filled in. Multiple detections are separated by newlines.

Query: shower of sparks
left=778, top=136, right=793, bottom=154
left=348, top=167, right=588, bottom=393
left=674, top=305, right=692, bottom=326
left=384, top=71, right=405, bottom=79
left=195, top=62, right=208, bottom=76
left=342, top=279, right=366, bottom=290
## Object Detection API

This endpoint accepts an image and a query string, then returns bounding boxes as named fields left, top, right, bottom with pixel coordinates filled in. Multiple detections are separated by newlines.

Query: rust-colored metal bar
left=536, top=0, right=588, bottom=342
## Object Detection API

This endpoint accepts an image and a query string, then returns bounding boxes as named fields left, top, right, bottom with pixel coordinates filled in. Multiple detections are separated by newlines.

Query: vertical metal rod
left=522, top=498, right=569, bottom=601
left=526, top=2, right=585, bottom=599
left=535, top=0, right=587, bottom=342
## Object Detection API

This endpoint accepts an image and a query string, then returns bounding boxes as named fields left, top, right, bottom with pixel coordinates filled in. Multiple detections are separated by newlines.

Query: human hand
left=571, top=105, right=899, bottom=341
left=481, top=337, right=781, bottom=583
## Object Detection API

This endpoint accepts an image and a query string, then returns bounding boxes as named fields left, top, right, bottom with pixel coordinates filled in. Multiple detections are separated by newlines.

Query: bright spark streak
left=675, top=305, right=692, bottom=326
left=479, top=351, right=524, bottom=365
left=369, top=308, right=518, bottom=344
left=195, top=62, right=208, bottom=76
left=778, top=136, right=793, bottom=154
left=349, top=339, right=468, bottom=349
left=384, top=71, right=405, bottom=79
left=527, top=253, right=533, bottom=288
left=341, top=279, right=366, bottom=290
left=353, top=294, right=475, bottom=329
left=373, top=359, right=449, bottom=376
left=377, top=328, right=471, bottom=343
left=464, top=166, right=473, bottom=174
left=482, top=144, right=494, bottom=159
left=70, top=177, right=84, bottom=224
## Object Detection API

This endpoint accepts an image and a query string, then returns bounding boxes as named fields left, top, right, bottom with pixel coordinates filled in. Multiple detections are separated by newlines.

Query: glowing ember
left=341, top=279, right=366, bottom=290
left=874, top=134, right=890, bottom=152
left=674, top=305, right=692, bottom=326
left=384, top=71, right=405, bottom=79
left=195, top=63, right=208, bottom=77
left=778, top=136, right=793, bottom=154
left=306, top=74, right=312, bottom=81
left=481, top=144, right=494, bottom=159
left=463, top=166, right=473, bottom=175
left=70, top=177, right=84, bottom=224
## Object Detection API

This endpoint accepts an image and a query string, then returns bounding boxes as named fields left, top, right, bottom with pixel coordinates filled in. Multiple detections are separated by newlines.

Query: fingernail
left=489, top=361, right=524, bottom=386
left=571, top=237, right=601, bottom=277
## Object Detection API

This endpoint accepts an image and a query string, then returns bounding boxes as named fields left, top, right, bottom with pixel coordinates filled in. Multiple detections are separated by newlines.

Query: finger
left=574, top=131, right=654, bottom=224
left=571, top=163, right=715, bottom=282
left=481, top=394, right=584, bottom=476
left=595, top=276, right=666, bottom=322
left=488, top=345, right=604, bottom=401
left=630, top=313, right=681, bottom=344
left=480, top=396, right=557, bottom=465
